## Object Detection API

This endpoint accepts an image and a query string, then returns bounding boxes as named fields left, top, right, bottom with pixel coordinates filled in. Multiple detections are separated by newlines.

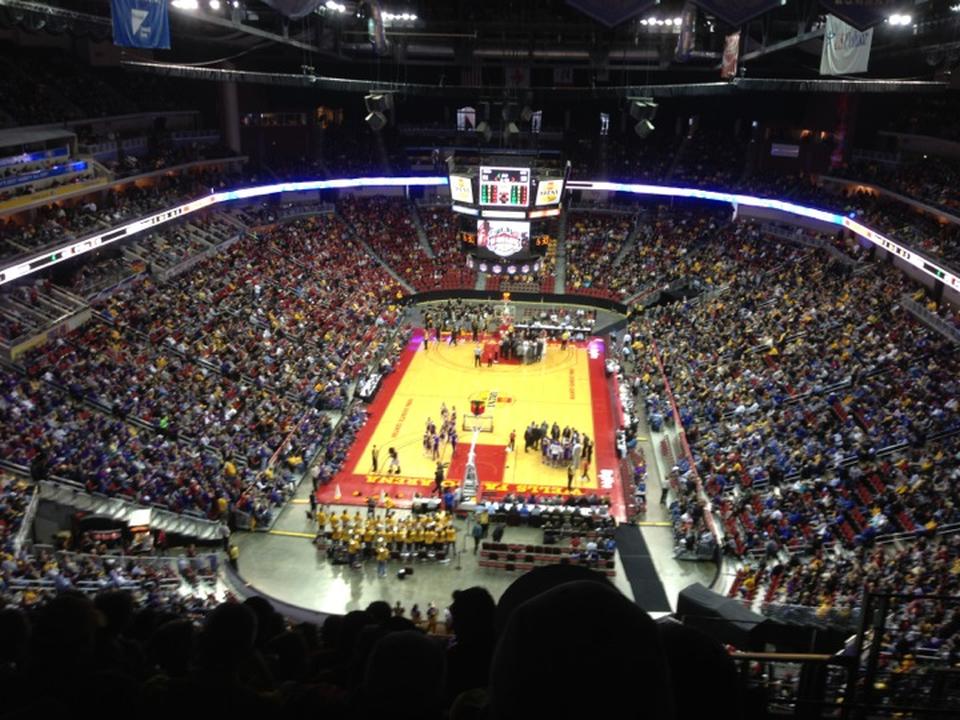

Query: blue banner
left=0, top=161, right=87, bottom=190
left=111, top=0, right=170, bottom=49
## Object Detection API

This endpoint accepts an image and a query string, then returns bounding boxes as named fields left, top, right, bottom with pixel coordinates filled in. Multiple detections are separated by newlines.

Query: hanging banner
left=565, top=0, right=659, bottom=28
left=110, top=0, right=170, bottom=49
left=674, top=3, right=697, bottom=62
left=721, top=32, right=740, bottom=80
left=819, top=0, right=897, bottom=31
left=819, top=15, right=872, bottom=76
left=691, top=1, right=784, bottom=27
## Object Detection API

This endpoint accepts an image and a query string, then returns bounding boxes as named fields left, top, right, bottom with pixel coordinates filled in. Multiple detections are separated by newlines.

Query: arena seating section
left=1, top=76, right=960, bottom=701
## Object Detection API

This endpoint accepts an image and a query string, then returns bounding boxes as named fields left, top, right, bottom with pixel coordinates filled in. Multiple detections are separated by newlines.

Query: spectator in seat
left=446, top=586, right=496, bottom=704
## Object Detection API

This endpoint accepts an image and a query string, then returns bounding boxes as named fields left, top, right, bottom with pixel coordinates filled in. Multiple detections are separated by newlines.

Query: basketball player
left=387, top=447, right=401, bottom=474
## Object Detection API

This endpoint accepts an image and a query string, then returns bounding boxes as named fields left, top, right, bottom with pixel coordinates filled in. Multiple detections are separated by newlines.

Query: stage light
left=172, top=0, right=199, bottom=9
left=208, top=0, right=221, bottom=9
left=887, top=13, right=912, bottom=26
left=325, top=0, right=347, bottom=12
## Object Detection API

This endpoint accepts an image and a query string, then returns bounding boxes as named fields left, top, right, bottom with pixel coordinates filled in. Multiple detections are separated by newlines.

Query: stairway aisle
left=408, top=202, right=436, bottom=258
left=552, top=209, right=569, bottom=293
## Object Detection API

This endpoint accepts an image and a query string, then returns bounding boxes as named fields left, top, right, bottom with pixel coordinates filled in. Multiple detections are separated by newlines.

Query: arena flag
left=110, top=0, right=170, bottom=49
left=720, top=31, right=740, bottom=79
left=819, top=15, right=872, bottom=76
left=819, top=0, right=897, bottom=31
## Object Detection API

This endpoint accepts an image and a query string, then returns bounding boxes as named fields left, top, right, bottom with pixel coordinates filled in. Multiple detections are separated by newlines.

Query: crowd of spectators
left=1, top=545, right=224, bottom=616
left=0, top=168, right=246, bottom=263
left=0, top=564, right=742, bottom=719
left=606, top=216, right=960, bottom=641
left=415, top=204, right=476, bottom=290
left=2, top=212, right=409, bottom=522
left=339, top=196, right=448, bottom=292
left=0, top=472, right=33, bottom=550
left=838, top=155, right=960, bottom=212
left=564, top=211, right=634, bottom=299
left=0, top=362, right=300, bottom=523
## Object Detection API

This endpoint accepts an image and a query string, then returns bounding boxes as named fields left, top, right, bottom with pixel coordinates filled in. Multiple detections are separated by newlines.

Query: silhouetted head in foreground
left=489, top=580, right=673, bottom=720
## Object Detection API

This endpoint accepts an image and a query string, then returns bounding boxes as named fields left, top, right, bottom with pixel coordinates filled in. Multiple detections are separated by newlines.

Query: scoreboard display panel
left=479, top=166, right=530, bottom=207
left=477, top=219, right=530, bottom=257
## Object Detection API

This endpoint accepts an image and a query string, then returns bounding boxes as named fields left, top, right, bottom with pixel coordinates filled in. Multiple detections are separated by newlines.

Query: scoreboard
left=447, top=158, right=568, bottom=274
left=479, top=166, right=530, bottom=207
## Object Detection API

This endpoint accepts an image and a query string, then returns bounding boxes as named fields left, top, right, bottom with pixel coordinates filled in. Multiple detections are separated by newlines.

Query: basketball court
left=317, top=329, right=626, bottom=518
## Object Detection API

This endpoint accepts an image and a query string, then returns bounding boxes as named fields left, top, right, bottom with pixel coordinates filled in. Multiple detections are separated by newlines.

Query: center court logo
left=469, top=391, right=515, bottom=409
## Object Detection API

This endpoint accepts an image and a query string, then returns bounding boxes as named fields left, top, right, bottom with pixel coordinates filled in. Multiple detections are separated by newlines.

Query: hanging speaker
left=364, top=93, right=390, bottom=114
left=634, top=119, right=655, bottom=138
left=366, top=111, right=388, bottom=132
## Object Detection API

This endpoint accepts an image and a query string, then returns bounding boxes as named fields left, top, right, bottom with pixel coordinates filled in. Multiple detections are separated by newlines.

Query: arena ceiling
left=2, top=0, right=960, bottom=92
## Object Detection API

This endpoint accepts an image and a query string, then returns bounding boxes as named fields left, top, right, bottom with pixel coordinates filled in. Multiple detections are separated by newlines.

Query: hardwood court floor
left=317, top=332, right=623, bottom=514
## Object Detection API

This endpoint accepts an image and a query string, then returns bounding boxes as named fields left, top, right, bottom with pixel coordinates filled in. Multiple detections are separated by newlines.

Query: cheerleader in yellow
left=395, top=523, right=408, bottom=555
left=443, top=524, right=457, bottom=555
left=424, top=524, right=438, bottom=554
left=348, top=533, right=362, bottom=568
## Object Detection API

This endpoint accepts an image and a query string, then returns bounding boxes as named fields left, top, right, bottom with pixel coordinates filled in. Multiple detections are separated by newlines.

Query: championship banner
left=721, top=32, right=740, bottom=80
left=565, top=0, right=659, bottom=28
left=819, top=0, right=897, bottom=31
left=819, top=15, right=872, bottom=76
left=690, top=1, right=784, bottom=27
left=110, top=0, right=170, bottom=49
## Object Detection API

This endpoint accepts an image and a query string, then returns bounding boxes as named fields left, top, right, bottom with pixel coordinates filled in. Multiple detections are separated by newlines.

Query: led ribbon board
left=2, top=176, right=957, bottom=293
left=0, top=177, right=447, bottom=286
left=566, top=180, right=960, bottom=292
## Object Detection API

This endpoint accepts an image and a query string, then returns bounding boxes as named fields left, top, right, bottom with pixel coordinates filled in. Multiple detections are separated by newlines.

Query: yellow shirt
left=376, top=546, right=390, bottom=562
